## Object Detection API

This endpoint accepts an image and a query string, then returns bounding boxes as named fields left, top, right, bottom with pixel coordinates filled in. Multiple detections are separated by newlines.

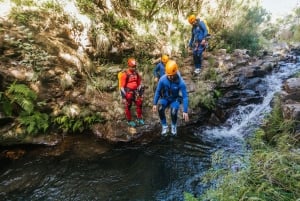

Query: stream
left=0, top=61, right=299, bottom=201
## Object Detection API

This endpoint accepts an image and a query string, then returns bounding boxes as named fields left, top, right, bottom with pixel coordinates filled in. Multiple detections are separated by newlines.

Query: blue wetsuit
left=189, top=19, right=208, bottom=70
left=153, top=62, right=166, bottom=79
left=153, top=74, right=189, bottom=126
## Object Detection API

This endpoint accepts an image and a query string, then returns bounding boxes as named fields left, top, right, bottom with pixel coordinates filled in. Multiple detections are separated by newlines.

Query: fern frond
left=18, top=111, right=49, bottom=135
left=53, top=113, right=104, bottom=134
left=73, top=120, right=83, bottom=132
left=5, top=82, right=36, bottom=113
left=20, top=99, right=34, bottom=113
left=0, top=95, right=13, bottom=116
left=7, top=83, right=37, bottom=101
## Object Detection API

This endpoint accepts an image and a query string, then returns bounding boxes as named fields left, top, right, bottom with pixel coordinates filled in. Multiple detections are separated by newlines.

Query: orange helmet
left=165, top=60, right=178, bottom=76
left=188, top=14, right=196, bottom=24
left=161, top=54, right=169, bottom=64
left=127, top=58, right=137, bottom=67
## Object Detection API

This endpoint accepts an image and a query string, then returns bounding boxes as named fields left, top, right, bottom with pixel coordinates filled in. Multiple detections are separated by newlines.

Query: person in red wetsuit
left=120, top=58, right=144, bottom=127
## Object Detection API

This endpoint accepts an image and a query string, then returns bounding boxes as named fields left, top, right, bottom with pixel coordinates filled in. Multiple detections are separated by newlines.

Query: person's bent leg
left=158, top=104, right=167, bottom=125
left=158, top=99, right=169, bottom=135
left=170, top=101, right=180, bottom=135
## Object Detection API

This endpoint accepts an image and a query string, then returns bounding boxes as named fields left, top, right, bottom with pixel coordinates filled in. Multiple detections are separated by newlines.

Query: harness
left=123, top=71, right=138, bottom=90
left=123, top=71, right=144, bottom=99
left=161, top=75, right=182, bottom=103
left=191, top=19, right=210, bottom=52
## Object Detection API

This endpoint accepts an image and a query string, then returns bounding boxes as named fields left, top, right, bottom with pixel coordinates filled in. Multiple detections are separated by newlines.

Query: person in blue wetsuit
left=152, top=60, right=189, bottom=136
left=153, top=54, right=169, bottom=83
left=188, top=14, right=208, bottom=74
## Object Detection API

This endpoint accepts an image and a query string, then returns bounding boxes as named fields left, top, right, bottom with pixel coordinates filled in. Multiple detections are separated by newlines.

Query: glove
left=120, top=91, right=126, bottom=98
left=137, top=85, right=145, bottom=96
left=120, top=88, right=126, bottom=98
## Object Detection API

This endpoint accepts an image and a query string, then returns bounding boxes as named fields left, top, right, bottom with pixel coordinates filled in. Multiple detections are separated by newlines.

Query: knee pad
left=136, top=97, right=143, bottom=106
left=158, top=104, right=165, bottom=117
left=171, top=108, right=178, bottom=116
left=158, top=104, right=164, bottom=112
left=171, top=108, right=178, bottom=123
left=125, top=92, right=133, bottom=100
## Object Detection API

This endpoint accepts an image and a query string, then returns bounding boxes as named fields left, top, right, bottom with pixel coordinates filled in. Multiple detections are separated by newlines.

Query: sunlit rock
left=62, top=104, right=81, bottom=118
left=10, top=69, right=26, bottom=80
left=60, top=72, right=74, bottom=89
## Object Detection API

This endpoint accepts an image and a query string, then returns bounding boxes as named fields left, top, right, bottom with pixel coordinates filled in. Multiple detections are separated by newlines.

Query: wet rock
left=280, top=77, right=300, bottom=122
left=280, top=90, right=300, bottom=103
left=2, top=149, right=26, bottom=160
left=284, top=78, right=300, bottom=93
left=282, top=104, right=300, bottom=120
left=242, top=66, right=267, bottom=78
left=219, top=75, right=240, bottom=90
left=260, top=61, right=275, bottom=72
left=217, top=89, right=262, bottom=109
left=241, top=77, right=262, bottom=90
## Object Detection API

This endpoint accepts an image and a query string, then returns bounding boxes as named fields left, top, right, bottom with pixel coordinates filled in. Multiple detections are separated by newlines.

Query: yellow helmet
left=188, top=14, right=196, bottom=25
left=161, top=54, right=169, bottom=64
left=165, top=60, right=178, bottom=76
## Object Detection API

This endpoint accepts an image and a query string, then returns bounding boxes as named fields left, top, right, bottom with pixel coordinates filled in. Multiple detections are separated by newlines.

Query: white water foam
left=202, top=62, right=300, bottom=139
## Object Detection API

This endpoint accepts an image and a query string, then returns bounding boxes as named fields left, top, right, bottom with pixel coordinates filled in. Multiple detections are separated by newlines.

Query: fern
left=16, top=95, right=34, bottom=113
left=84, top=115, right=97, bottom=124
left=7, top=82, right=37, bottom=100
left=53, top=113, right=104, bottom=133
left=6, top=82, right=36, bottom=114
left=73, top=120, right=83, bottom=132
left=0, top=92, right=13, bottom=116
left=0, top=82, right=50, bottom=135
left=18, top=111, right=49, bottom=135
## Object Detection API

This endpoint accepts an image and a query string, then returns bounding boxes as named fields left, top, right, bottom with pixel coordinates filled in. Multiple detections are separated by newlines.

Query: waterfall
left=201, top=61, right=300, bottom=139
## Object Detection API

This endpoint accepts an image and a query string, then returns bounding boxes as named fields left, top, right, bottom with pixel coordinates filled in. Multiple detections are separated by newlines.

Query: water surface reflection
left=0, top=129, right=215, bottom=201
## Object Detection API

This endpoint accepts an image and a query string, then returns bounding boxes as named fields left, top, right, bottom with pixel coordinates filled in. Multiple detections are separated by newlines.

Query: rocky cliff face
left=0, top=1, right=299, bottom=146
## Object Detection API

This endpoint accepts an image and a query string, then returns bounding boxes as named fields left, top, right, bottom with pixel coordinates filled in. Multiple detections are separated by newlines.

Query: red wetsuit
left=120, top=69, right=143, bottom=121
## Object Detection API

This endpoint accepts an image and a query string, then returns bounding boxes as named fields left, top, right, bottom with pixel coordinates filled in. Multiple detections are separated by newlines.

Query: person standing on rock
left=153, top=54, right=169, bottom=83
left=188, top=14, right=208, bottom=74
left=120, top=58, right=145, bottom=127
left=153, top=54, right=169, bottom=95
left=152, top=60, right=189, bottom=136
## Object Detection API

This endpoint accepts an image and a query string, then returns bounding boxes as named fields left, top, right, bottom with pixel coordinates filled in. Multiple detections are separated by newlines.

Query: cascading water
left=0, top=61, right=299, bottom=201
left=201, top=61, right=300, bottom=140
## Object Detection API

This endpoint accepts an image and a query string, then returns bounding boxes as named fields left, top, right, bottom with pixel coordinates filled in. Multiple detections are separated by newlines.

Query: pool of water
left=0, top=128, right=216, bottom=201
